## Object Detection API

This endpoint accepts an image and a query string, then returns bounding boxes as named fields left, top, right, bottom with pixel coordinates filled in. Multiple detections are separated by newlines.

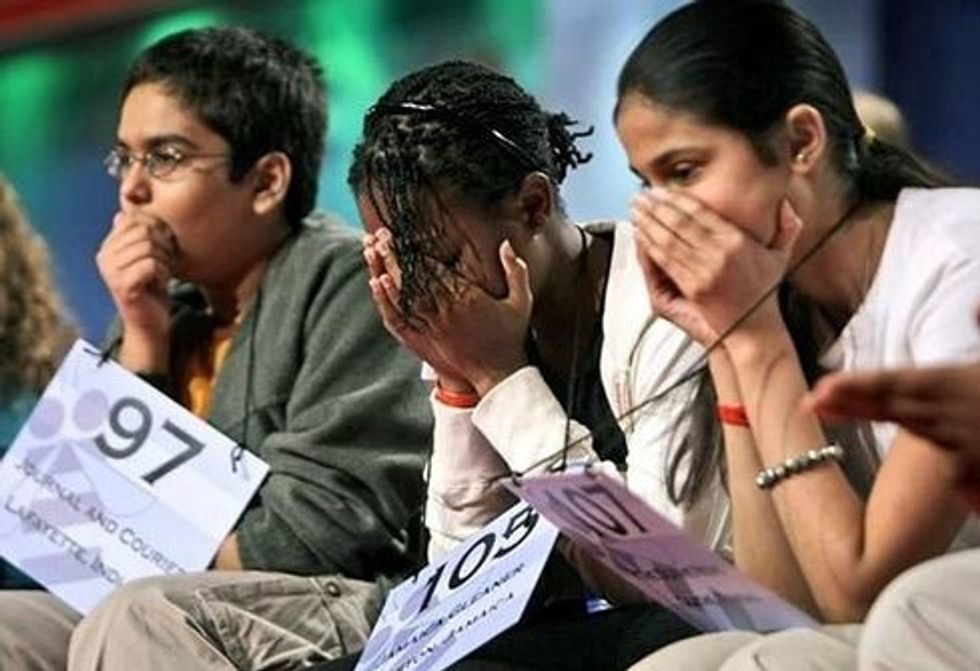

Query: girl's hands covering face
left=631, top=187, right=802, bottom=346
left=364, top=226, right=533, bottom=396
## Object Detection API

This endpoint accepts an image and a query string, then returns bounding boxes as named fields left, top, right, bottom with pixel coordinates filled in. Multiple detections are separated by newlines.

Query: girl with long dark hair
left=615, top=1, right=980, bottom=667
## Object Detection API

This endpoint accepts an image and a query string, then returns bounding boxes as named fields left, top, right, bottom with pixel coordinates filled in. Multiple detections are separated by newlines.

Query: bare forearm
left=118, top=325, right=170, bottom=373
left=726, top=328, right=881, bottom=620
left=710, top=350, right=818, bottom=613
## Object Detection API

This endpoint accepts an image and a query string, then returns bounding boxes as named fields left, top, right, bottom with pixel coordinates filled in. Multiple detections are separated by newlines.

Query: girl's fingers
left=375, top=236, right=403, bottom=289
left=379, top=273, right=403, bottom=319
left=499, top=240, right=533, bottom=315
left=369, top=276, right=415, bottom=338
left=633, top=219, right=698, bottom=294
left=630, top=205, right=702, bottom=280
left=632, top=193, right=696, bottom=249
left=642, top=188, right=726, bottom=241
left=363, top=246, right=385, bottom=280
left=772, top=199, right=804, bottom=253
left=642, top=261, right=682, bottom=314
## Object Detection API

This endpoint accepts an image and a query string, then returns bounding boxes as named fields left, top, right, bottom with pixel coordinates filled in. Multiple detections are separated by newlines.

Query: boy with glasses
left=0, top=26, right=430, bottom=670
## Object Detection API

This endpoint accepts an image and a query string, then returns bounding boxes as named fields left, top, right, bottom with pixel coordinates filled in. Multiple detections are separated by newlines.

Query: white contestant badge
left=0, top=340, right=268, bottom=614
left=356, top=502, right=558, bottom=671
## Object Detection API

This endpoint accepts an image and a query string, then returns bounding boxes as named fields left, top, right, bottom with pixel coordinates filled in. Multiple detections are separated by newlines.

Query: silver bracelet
left=755, top=444, right=845, bottom=490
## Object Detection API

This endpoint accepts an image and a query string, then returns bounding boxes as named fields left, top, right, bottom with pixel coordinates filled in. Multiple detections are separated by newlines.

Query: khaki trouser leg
left=630, top=624, right=862, bottom=671
left=69, top=571, right=383, bottom=671
left=860, top=548, right=980, bottom=671
left=720, top=624, right=861, bottom=670
left=0, top=590, right=80, bottom=671
left=628, top=631, right=761, bottom=670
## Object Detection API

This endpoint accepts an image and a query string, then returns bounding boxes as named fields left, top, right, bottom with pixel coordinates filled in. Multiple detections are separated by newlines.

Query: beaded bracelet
left=755, top=444, right=845, bottom=490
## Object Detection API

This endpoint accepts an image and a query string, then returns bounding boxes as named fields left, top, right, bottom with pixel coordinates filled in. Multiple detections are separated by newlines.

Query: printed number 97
left=94, top=396, right=204, bottom=484
left=94, top=397, right=151, bottom=458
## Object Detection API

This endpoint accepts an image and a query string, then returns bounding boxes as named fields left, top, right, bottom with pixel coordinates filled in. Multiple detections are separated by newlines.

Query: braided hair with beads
left=348, top=60, right=592, bottom=318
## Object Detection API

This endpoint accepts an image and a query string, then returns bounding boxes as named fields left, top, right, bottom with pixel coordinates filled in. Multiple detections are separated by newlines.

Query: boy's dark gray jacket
left=113, top=214, right=432, bottom=579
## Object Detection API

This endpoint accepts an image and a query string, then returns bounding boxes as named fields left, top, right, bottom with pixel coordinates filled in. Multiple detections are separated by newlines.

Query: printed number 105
left=413, top=504, right=539, bottom=616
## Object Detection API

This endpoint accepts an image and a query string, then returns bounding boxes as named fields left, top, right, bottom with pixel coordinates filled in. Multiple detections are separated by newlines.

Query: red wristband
left=435, top=383, right=480, bottom=409
left=717, top=403, right=750, bottom=427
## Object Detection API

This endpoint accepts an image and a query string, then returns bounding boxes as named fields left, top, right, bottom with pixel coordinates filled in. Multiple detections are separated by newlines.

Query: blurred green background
left=0, top=0, right=544, bottom=337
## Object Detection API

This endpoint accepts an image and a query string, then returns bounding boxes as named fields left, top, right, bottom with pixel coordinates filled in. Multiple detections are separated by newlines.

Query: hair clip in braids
left=368, top=101, right=545, bottom=174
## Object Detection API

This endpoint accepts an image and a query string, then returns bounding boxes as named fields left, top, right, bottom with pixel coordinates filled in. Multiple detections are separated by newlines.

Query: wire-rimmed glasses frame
left=103, top=146, right=231, bottom=181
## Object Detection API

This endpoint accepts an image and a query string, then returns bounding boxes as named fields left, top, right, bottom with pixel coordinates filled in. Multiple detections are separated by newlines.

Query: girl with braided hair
left=347, top=60, right=728, bottom=669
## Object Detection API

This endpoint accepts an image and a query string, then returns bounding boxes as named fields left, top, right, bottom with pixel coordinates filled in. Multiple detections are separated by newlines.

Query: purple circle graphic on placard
left=73, top=389, right=110, bottom=432
left=28, top=398, right=65, bottom=439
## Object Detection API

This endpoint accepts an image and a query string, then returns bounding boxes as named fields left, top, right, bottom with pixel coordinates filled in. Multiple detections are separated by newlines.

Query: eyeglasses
left=103, top=146, right=230, bottom=181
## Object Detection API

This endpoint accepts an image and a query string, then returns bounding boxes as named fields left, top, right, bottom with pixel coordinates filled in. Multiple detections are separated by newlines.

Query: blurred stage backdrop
left=1, top=0, right=978, bottom=339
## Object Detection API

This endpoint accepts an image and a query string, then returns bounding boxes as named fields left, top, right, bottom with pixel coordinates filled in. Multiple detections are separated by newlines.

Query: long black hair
left=618, top=0, right=952, bottom=502
left=348, top=60, right=592, bottom=316
left=617, top=0, right=950, bottom=202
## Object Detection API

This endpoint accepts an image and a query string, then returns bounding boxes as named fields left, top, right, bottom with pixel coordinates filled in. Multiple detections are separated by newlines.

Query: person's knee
left=861, top=558, right=949, bottom=660
left=722, top=627, right=857, bottom=671
left=628, top=631, right=761, bottom=671
left=0, top=592, right=78, bottom=671
left=722, top=631, right=800, bottom=671
left=879, top=553, right=950, bottom=615
left=861, top=558, right=980, bottom=671
left=75, top=575, right=194, bottom=640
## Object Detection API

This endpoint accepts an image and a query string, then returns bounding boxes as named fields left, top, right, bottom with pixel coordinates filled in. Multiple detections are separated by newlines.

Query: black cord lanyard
left=230, top=283, right=262, bottom=474
left=505, top=197, right=867, bottom=485
left=559, top=225, right=592, bottom=471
